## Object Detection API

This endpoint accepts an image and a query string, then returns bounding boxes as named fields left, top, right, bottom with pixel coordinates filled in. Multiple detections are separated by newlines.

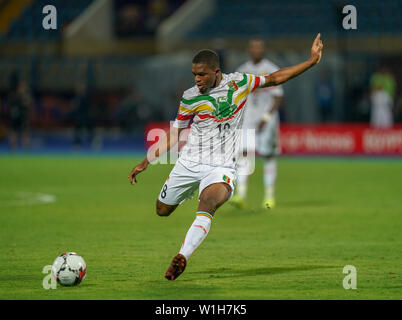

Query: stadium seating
left=186, top=0, right=402, bottom=39
left=5, top=0, right=94, bottom=41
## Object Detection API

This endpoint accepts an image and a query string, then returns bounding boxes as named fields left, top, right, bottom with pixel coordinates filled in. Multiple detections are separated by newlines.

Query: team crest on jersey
left=228, top=80, right=239, bottom=91
left=213, top=96, right=238, bottom=121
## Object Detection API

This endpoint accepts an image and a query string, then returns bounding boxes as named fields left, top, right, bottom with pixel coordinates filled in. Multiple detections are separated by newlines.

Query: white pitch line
left=0, top=192, right=57, bottom=207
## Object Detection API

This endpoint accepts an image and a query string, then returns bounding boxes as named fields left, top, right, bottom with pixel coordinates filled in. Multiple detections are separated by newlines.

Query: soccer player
left=231, top=39, right=284, bottom=209
left=128, top=34, right=323, bottom=280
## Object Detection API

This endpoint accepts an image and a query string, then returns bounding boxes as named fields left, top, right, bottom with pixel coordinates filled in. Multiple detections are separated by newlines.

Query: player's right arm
left=128, top=97, right=194, bottom=185
left=262, top=33, right=323, bottom=87
left=128, top=126, right=186, bottom=184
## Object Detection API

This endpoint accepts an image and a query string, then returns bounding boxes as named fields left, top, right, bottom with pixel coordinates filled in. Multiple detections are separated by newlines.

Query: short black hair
left=192, top=49, right=220, bottom=70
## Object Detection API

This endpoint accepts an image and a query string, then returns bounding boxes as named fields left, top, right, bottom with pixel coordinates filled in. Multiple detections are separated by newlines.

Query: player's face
left=192, top=63, right=219, bottom=93
left=249, top=40, right=264, bottom=61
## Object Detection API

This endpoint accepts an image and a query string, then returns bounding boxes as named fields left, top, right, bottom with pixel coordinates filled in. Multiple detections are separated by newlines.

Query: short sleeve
left=172, top=98, right=194, bottom=129
left=247, top=73, right=266, bottom=93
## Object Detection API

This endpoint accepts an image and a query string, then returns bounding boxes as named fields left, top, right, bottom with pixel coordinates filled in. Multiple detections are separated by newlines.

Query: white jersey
left=237, top=59, right=284, bottom=129
left=370, top=89, right=393, bottom=128
left=173, top=72, right=266, bottom=168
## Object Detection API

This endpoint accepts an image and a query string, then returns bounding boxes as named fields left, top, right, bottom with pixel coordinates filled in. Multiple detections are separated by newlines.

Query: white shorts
left=158, top=158, right=237, bottom=206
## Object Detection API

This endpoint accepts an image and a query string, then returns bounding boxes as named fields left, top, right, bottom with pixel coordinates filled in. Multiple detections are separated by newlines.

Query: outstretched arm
left=262, top=33, right=323, bottom=87
left=128, top=126, right=185, bottom=184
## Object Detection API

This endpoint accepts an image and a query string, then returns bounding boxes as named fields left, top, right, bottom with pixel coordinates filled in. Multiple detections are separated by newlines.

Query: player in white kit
left=370, top=86, right=393, bottom=128
left=231, top=39, right=283, bottom=209
left=128, top=34, right=323, bottom=280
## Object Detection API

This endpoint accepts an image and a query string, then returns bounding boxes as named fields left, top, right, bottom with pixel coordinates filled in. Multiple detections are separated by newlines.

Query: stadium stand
left=114, top=0, right=186, bottom=37
left=5, top=0, right=94, bottom=41
left=185, top=0, right=402, bottom=39
left=0, top=0, right=32, bottom=35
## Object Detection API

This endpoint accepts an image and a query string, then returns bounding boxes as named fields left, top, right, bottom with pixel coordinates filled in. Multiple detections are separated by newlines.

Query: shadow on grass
left=192, top=265, right=339, bottom=279
left=220, top=199, right=334, bottom=216
left=219, top=205, right=264, bottom=216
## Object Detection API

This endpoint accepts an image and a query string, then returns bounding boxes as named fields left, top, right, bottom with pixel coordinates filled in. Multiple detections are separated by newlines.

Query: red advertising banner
left=145, top=122, right=402, bottom=156
left=280, top=124, right=402, bottom=155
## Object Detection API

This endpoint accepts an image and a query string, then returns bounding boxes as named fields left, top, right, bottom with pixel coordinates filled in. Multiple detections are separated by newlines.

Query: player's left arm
left=261, top=33, right=323, bottom=88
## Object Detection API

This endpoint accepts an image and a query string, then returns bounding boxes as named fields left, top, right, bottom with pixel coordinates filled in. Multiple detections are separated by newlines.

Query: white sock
left=264, top=158, right=277, bottom=199
left=179, top=212, right=212, bottom=260
left=236, top=157, right=250, bottom=199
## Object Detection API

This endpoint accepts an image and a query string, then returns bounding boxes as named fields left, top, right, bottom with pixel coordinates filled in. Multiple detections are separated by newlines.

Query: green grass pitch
left=0, top=154, right=401, bottom=300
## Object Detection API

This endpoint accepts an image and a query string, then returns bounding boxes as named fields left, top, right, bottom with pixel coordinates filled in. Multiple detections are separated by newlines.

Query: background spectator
left=71, top=82, right=94, bottom=148
left=369, top=66, right=396, bottom=128
left=315, top=70, right=334, bottom=122
left=7, top=75, right=33, bottom=149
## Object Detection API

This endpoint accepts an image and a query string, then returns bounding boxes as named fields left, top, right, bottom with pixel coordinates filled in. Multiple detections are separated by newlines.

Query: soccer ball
left=51, top=252, right=87, bottom=286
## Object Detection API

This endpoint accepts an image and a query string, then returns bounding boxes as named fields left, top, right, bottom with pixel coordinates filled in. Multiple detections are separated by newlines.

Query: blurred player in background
left=8, top=76, right=33, bottom=150
left=231, top=39, right=283, bottom=209
left=369, top=66, right=396, bottom=128
left=71, top=82, right=94, bottom=148
left=128, top=34, right=323, bottom=280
